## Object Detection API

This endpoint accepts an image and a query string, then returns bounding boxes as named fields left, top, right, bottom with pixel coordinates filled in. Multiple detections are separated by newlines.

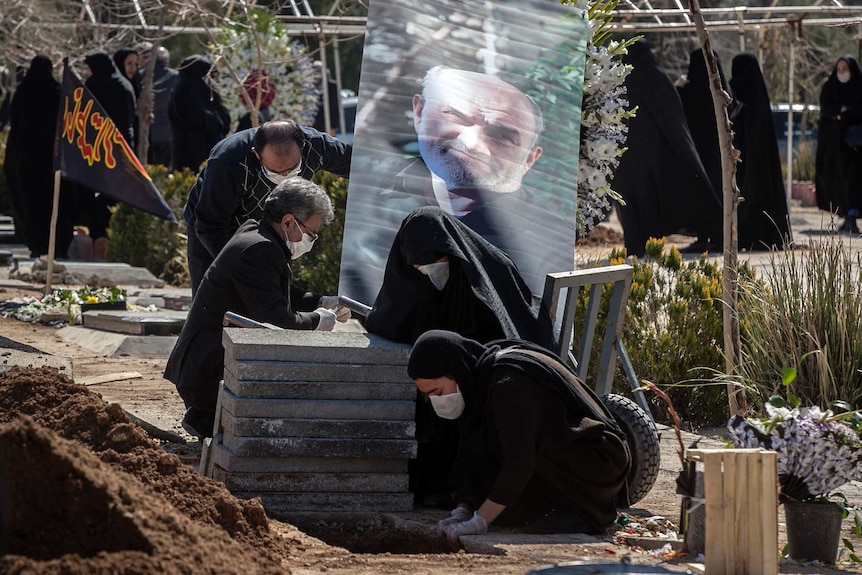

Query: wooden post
left=44, top=169, right=62, bottom=295
left=688, top=449, right=778, bottom=575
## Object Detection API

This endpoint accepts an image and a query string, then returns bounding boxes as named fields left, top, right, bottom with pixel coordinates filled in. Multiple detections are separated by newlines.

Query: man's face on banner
left=412, top=68, right=543, bottom=195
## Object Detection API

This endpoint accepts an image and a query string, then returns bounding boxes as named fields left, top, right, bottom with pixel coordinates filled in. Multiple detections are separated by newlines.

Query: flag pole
left=44, top=170, right=61, bottom=295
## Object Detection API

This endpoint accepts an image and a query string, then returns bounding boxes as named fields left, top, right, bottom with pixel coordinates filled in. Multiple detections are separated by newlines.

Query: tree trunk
left=688, top=0, right=747, bottom=417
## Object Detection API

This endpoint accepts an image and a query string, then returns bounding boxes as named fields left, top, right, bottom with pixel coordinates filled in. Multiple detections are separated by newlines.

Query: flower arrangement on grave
left=727, top=368, right=862, bottom=503
left=3, top=286, right=127, bottom=325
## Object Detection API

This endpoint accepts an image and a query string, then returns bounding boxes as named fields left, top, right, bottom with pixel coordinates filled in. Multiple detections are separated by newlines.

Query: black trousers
left=186, top=224, right=215, bottom=297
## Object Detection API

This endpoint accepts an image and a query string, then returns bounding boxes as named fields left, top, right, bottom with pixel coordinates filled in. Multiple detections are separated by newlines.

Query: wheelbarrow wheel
left=601, top=393, right=661, bottom=505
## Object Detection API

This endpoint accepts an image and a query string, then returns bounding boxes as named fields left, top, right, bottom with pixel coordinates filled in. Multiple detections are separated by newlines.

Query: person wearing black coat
left=729, top=53, right=791, bottom=250
left=613, top=41, right=719, bottom=256
left=113, top=47, right=142, bottom=151
left=3, top=55, right=74, bottom=258
left=408, top=330, right=631, bottom=545
left=168, top=55, right=230, bottom=173
left=164, top=177, right=348, bottom=439
left=81, top=50, right=137, bottom=260
left=182, top=120, right=351, bottom=295
left=815, top=55, right=862, bottom=234
left=677, top=48, right=739, bottom=252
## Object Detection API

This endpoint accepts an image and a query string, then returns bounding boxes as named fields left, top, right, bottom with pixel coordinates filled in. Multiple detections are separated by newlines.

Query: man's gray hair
left=263, top=177, right=335, bottom=225
left=420, top=65, right=545, bottom=146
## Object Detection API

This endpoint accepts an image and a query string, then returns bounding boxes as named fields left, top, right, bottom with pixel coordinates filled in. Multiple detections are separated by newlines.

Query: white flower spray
left=565, top=0, right=638, bottom=235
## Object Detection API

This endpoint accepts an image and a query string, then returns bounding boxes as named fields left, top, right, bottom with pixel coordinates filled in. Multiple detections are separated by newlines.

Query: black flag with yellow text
left=54, top=60, right=176, bottom=223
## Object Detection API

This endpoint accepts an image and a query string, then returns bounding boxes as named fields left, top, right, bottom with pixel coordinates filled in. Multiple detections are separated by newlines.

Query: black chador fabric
left=366, top=206, right=554, bottom=349
left=678, top=48, right=739, bottom=245
left=368, top=206, right=555, bottom=507
left=815, top=56, right=862, bottom=217
left=407, top=330, right=631, bottom=532
left=3, top=55, right=73, bottom=258
left=729, top=53, right=791, bottom=250
left=613, top=41, right=719, bottom=256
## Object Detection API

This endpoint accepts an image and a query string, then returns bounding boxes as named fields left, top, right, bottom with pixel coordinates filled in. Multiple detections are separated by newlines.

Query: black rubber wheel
left=601, top=393, right=661, bottom=505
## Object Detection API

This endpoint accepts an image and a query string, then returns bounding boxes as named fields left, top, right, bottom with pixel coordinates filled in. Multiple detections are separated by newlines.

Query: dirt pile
left=0, top=366, right=292, bottom=574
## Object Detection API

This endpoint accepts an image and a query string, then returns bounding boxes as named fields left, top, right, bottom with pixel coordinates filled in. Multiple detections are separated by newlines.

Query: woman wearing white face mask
left=408, top=330, right=631, bottom=548
left=164, top=178, right=350, bottom=440
left=815, top=55, right=862, bottom=234
left=366, top=206, right=555, bottom=508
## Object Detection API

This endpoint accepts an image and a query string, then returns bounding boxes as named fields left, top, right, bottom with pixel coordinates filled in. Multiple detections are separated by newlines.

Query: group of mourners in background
left=615, top=42, right=862, bottom=256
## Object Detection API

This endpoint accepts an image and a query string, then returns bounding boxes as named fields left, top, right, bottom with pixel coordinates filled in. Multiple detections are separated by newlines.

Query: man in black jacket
left=183, top=120, right=352, bottom=295
left=165, top=177, right=350, bottom=439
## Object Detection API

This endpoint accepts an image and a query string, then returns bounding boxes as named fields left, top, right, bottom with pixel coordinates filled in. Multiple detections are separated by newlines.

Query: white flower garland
left=570, top=0, right=635, bottom=234
left=210, top=11, right=320, bottom=129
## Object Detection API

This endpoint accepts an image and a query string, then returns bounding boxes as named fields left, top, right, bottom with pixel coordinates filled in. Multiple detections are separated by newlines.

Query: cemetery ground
left=0, top=205, right=861, bottom=573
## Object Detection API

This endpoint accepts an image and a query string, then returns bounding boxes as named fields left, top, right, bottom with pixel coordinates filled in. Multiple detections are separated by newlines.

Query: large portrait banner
left=339, top=0, right=587, bottom=306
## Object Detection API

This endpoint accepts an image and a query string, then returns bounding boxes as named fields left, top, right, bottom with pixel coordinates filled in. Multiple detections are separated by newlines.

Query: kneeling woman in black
left=407, top=329, right=631, bottom=547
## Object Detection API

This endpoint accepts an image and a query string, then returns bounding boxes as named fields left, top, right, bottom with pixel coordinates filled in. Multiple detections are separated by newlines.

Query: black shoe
left=679, top=239, right=722, bottom=254
left=182, top=407, right=215, bottom=439
left=522, top=509, right=598, bottom=535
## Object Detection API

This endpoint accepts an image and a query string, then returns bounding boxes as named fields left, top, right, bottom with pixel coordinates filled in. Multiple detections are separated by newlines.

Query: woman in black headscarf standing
left=613, top=41, right=719, bottom=256
left=677, top=48, right=739, bottom=252
left=3, top=55, right=74, bottom=258
left=815, top=55, right=862, bottom=233
left=367, top=206, right=555, bottom=507
left=729, top=52, right=791, bottom=250
left=408, top=330, right=630, bottom=546
left=168, top=55, right=230, bottom=173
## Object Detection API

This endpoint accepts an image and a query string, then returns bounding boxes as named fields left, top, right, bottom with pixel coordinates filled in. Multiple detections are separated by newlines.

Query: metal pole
left=333, top=36, right=347, bottom=141
left=318, top=29, right=331, bottom=135
left=786, top=22, right=796, bottom=203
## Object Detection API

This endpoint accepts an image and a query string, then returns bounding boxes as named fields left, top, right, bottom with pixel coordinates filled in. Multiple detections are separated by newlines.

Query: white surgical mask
left=429, top=389, right=465, bottom=420
left=286, top=222, right=316, bottom=260
left=838, top=71, right=852, bottom=84
left=416, top=261, right=450, bottom=291
left=262, top=162, right=302, bottom=186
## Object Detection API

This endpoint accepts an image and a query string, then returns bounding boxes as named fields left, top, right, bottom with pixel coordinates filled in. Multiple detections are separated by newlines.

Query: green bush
left=105, top=165, right=194, bottom=287
left=289, top=171, right=347, bottom=296
left=575, top=238, right=753, bottom=427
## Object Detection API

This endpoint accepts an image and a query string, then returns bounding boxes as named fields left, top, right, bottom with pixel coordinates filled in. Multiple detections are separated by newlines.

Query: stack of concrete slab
left=205, top=328, right=417, bottom=514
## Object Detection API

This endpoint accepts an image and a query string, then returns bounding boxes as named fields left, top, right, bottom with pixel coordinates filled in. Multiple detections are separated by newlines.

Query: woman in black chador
left=815, top=55, right=862, bottom=234
left=729, top=52, right=791, bottom=250
left=613, top=41, right=719, bottom=256
left=366, top=205, right=555, bottom=507
left=3, top=55, right=73, bottom=258
left=677, top=48, right=739, bottom=252
left=408, top=330, right=630, bottom=546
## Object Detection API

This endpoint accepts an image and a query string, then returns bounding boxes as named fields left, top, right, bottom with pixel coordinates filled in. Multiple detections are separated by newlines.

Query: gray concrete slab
left=57, top=326, right=178, bottom=358
left=217, top=471, right=409, bottom=493
left=223, top=372, right=415, bottom=399
left=223, top=415, right=416, bottom=440
left=223, top=435, right=417, bottom=459
left=0, top=350, right=73, bottom=376
left=82, top=310, right=187, bottom=335
left=223, top=329, right=410, bottom=365
left=13, top=260, right=166, bottom=287
left=220, top=388, right=415, bottom=420
left=208, top=443, right=408, bottom=473
left=224, top=362, right=413, bottom=388
left=230, top=491, right=415, bottom=513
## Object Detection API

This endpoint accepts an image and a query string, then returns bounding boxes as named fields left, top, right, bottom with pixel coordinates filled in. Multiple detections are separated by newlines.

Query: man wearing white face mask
left=183, top=119, right=352, bottom=295
left=165, top=177, right=351, bottom=440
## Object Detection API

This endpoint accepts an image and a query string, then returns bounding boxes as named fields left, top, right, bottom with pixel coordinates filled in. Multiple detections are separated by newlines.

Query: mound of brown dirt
left=0, top=367, right=291, bottom=574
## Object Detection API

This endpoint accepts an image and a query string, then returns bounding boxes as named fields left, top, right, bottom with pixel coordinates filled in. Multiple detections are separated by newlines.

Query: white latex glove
left=319, top=295, right=340, bottom=309
left=313, top=307, right=337, bottom=331
left=435, top=506, right=472, bottom=537
left=319, top=296, right=351, bottom=323
left=442, top=512, right=487, bottom=549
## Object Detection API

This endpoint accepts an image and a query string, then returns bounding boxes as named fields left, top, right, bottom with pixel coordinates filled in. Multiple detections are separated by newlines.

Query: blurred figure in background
left=3, top=55, right=74, bottom=258
left=140, top=45, right=178, bottom=167
left=815, top=55, right=862, bottom=234
left=613, top=41, right=718, bottom=256
left=729, top=52, right=790, bottom=250
left=169, top=55, right=230, bottom=173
